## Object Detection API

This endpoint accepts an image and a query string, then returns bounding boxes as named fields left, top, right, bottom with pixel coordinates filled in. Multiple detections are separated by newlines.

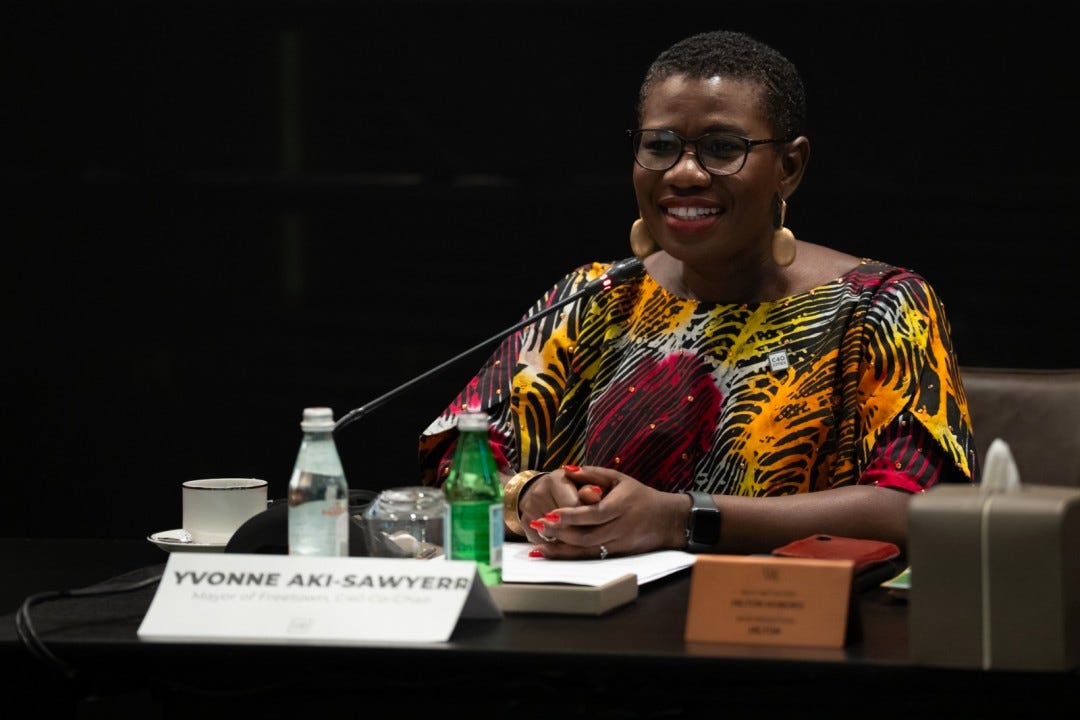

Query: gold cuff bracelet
left=503, top=469, right=547, bottom=536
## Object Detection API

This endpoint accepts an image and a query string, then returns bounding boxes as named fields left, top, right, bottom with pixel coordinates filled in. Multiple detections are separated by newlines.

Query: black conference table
left=2, top=537, right=1077, bottom=719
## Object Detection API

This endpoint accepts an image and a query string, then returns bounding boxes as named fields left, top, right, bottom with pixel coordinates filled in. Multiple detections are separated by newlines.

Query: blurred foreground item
left=908, top=439, right=1079, bottom=670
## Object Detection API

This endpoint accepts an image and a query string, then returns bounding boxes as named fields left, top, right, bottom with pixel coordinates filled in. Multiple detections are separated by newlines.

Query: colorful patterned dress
left=419, top=258, right=978, bottom=495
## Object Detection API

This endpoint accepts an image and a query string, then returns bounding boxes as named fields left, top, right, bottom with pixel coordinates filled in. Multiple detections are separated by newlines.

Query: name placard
left=137, top=552, right=501, bottom=646
left=684, top=555, right=854, bottom=648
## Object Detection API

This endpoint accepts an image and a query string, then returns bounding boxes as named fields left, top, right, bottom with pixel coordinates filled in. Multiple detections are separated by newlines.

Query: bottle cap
left=301, top=406, right=335, bottom=431
left=456, top=412, right=489, bottom=431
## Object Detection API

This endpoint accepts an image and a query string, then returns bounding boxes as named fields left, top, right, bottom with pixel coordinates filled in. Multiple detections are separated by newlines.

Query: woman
left=418, top=29, right=977, bottom=559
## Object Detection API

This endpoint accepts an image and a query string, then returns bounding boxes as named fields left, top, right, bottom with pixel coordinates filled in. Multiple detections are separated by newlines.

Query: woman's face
left=632, top=74, right=782, bottom=268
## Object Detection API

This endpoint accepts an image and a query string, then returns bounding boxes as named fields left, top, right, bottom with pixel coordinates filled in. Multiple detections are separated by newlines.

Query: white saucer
left=148, top=529, right=228, bottom=553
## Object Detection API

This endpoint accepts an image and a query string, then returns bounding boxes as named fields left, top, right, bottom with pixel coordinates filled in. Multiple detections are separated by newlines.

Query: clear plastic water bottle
left=442, top=412, right=503, bottom=585
left=287, top=407, right=349, bottom=557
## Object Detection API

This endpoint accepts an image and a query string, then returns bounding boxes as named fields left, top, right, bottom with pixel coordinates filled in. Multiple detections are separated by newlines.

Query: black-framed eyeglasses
left=628, top=128, right=789, bottom=176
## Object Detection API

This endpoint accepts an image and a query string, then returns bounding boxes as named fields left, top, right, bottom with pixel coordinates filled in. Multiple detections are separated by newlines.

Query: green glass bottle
left=442, top=412, right=503, bottom=585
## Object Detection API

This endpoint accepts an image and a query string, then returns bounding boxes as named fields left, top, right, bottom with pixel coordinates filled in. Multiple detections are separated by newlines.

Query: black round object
left=225, top=489, right=378, bottom=556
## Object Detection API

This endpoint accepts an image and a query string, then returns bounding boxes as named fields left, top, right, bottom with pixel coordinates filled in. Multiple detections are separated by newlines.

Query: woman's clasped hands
left=519, top=465, right=688, bottom=560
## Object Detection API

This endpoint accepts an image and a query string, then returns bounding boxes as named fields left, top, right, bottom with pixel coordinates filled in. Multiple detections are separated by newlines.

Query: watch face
left=693, top=508, right=722, bottom=546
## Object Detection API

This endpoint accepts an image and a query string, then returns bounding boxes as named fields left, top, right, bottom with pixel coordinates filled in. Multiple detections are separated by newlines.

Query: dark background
left=5, top=0, right=1077, bottom=540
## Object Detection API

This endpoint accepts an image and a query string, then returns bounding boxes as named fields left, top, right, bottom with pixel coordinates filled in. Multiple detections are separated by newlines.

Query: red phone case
left=771, top=534, right=900, bottom=573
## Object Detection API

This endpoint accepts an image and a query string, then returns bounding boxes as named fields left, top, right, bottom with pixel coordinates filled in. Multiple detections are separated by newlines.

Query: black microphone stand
left=333, top=257, right=643, bottom=433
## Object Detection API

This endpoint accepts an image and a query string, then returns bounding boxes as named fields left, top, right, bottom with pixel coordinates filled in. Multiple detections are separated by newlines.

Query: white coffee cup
left=182, top=478, right=268, bottom=544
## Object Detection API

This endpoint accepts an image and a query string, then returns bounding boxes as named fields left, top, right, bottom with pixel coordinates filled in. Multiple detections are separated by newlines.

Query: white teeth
left=666, top=206, right=720, bottom=219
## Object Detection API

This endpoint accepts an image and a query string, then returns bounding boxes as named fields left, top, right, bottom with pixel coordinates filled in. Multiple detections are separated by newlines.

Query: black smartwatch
left=684, top=490, right=721, bottom=553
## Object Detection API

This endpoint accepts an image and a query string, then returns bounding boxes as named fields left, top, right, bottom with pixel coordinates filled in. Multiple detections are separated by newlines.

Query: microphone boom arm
left=333, top=257, right=644, bottom=433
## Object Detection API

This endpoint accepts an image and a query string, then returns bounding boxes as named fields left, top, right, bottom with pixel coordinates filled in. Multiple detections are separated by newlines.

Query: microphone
left=334, top=256, right=645, bottom=433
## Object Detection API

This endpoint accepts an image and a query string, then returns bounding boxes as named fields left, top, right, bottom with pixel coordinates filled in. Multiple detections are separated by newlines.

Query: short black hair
left=638, top=30, right=807, bottom=140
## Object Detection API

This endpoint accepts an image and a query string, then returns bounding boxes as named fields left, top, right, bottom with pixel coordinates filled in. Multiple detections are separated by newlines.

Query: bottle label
left=445, top=501, right=502, bottom=570
left=287, top=465, right=348, bottom=557
left=288, top=498, right=349, bottom=557
left=488, top=502, right=504, bottom=569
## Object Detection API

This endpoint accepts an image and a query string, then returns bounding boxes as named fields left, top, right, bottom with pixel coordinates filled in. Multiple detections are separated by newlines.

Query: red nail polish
left=563, top=464, right=581, bottom=472
left=544, top=512, right=560, bottom=522
left=528, top=549, right=544, bottom=558
left=529, top=519, right=545, bottom=531
left=589, top=485, right=603, bottom=495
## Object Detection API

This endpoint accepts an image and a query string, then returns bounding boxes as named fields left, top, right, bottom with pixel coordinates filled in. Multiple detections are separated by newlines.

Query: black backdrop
left=6, top=0, right=1077, bottom=539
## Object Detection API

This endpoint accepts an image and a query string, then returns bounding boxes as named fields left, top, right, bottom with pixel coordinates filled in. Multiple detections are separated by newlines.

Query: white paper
left=501, top=542, right=696, bottom=586
left=138, top=552, right=500, bottom=646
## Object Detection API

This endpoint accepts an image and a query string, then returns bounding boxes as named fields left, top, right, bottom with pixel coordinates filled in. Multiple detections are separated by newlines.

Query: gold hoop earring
left=630, top=217, right=658, bottom=259
left=772, top=196, right=797, bottom=267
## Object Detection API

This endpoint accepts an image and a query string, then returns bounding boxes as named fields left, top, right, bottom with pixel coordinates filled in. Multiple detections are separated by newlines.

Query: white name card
left=137, top=552, right=501, bottom=646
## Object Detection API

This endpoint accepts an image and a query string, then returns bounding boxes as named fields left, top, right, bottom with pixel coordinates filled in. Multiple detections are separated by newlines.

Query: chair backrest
left=961, top=366, right=1080, bottom=487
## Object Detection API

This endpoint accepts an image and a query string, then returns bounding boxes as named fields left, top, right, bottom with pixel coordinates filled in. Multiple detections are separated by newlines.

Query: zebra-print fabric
left=419, top=258, right=977, bottom=495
